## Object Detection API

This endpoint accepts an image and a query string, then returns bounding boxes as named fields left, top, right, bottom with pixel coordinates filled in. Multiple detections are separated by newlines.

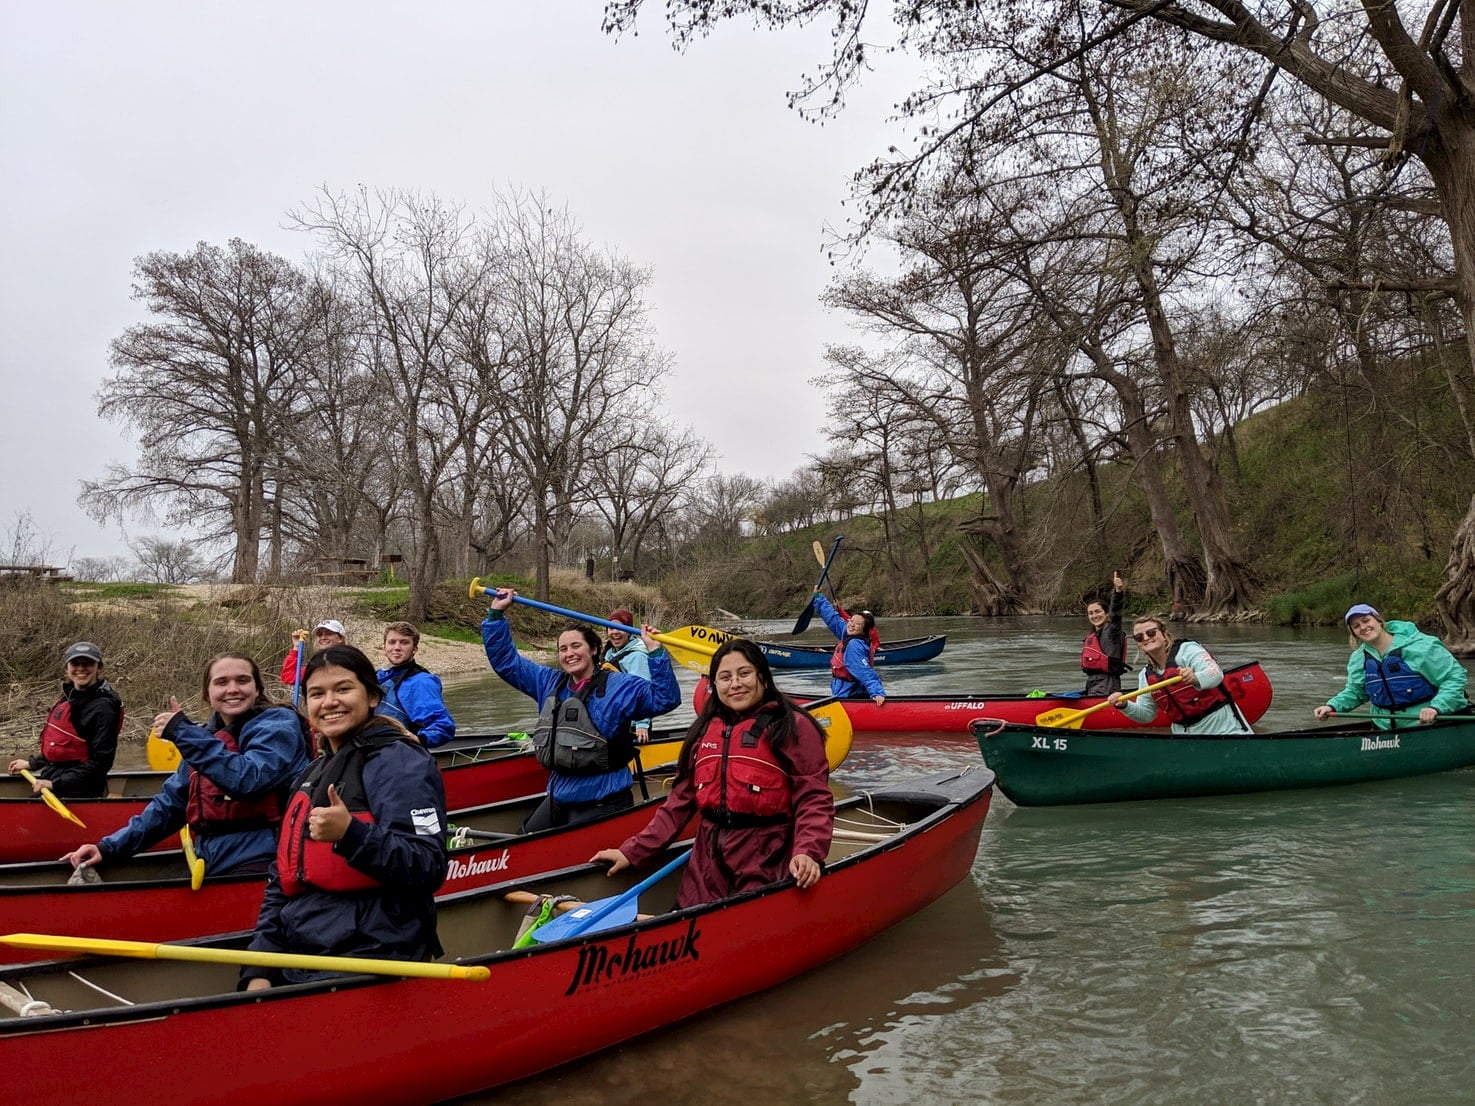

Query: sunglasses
left=1132, top=629, right=1161, bottom=643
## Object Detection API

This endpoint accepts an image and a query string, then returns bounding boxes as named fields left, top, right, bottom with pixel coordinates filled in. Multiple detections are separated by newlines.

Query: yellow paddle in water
left=179, top=826, right=206, bottom=890
left=0, top=933, right=490, bottom=981
left=17, top=770, right=87, bottom=828
left=1034, top=676, right=1186, bottom=729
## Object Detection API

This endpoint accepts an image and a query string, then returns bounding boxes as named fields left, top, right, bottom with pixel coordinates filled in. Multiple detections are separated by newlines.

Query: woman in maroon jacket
left=593, top=638, right=833, bottom=908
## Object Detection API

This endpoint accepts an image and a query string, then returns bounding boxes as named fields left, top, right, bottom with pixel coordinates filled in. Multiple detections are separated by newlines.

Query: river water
left=437, top=616, right=1475, bottom=1104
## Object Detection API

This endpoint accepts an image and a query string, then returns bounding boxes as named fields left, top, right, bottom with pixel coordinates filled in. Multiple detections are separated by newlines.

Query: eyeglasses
left=1132, top=629, right=1160, bottom=643
left=861, top=611, right=874, bottom=619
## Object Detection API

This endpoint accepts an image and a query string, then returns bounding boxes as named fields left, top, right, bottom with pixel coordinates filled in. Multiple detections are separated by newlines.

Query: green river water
left=433, top=616, right=1475, bottom=1104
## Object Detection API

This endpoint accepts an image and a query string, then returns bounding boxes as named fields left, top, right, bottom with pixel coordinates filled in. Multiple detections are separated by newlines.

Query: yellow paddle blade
left=812, top=540, right=827, bottom=567
left=19, top=771, right=87, bottom=828
left=0, top=933, right=491, bottom=981
left=146, top=728, right=181, bottom=772
left=180, top=827, right=205, bottom=891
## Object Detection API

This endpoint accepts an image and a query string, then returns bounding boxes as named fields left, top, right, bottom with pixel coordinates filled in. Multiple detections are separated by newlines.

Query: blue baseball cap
left=1344, top=603, right=1380, bottom=626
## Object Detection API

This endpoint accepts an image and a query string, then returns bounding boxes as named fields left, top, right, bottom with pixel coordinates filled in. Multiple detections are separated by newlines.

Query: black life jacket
left=529, top=669, right=634, bottom=775
left=377, top=662, right=430, bottom=732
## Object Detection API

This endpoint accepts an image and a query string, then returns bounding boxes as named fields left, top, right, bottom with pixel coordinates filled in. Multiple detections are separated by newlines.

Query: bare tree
left=480, top=192, right=672, bottom=600
left=292, top=189, right=494, bottom=622
left=83, top=240, right=326, bottom=582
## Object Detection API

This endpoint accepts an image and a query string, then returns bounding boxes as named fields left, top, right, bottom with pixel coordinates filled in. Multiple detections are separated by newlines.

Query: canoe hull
left=0, top=729, right=711, bottom=864
left=975, top=717, right=1475, bottom=805
left=758, top=634, right=947, bottom=669
left=0, top=769, right=993, bottom=1106
left=799, top=661, right=1273, bottom=733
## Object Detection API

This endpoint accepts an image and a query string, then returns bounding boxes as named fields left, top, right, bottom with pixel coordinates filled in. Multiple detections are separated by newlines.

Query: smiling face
left=304, top=663, right=377, bottom=750
left=1131, top=620, right=1170, bottom=665
left=314, top=628, right=345, bottom=650
left=206, top=658, right=260, bottom=723
left=1086, top=602, right=1107, bottom=628
left=65, top=658, right=101, bottom=690
left=383, top=630, right=417, bottom=667
left=846, top=613, right=868, bottom=637
left=714, top=652, right=765, bottom=714
left=1348, top=613, right=1386, bottom=644
left=557, top=630, right=597, bottom=681
left=606, top=627, right=631, bottom=649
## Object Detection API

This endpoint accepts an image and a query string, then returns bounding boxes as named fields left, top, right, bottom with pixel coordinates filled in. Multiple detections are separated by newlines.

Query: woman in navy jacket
left=243, top=645, right=447, bottom=989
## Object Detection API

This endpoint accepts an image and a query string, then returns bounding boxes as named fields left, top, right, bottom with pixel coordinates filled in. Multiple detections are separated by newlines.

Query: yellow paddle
left=179, top=826, right=205, bottom=890
left=17, top=770, right=86, bottom=828
left=1035, top=676, right=1186, bottom=729
left=146, top=726, right=181, bottom=772
left=0, top=933, right=490, bottom=981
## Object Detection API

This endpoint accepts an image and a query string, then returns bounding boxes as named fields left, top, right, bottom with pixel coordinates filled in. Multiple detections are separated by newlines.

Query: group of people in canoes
left=13, top=598, right=838, bottom=985
left=1077, top=575, right=1469, bottom=732
left=10, top=570, right=1469, bottom=984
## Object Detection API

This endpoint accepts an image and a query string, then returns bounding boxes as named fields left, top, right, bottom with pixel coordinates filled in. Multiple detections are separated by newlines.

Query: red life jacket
left=693, top=705, right=793, bottom=826
left=39, top=691, right=123, bottom=763
left=277, top=724, right=404, bottom=896
left=1146, top=642, right=1238, bottom=726
left=1081, top=628, right=1127, bottom=675
left=184, top=708, right=293, bottom=835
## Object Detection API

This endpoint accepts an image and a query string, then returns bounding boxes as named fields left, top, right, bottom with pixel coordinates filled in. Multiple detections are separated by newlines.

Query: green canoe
left=972, top=716, right=1475, bottom=806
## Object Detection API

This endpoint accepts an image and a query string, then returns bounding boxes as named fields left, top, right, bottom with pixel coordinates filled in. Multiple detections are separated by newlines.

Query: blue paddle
left=530, top=851, right=691, bottom=944
left=792, top=535, right=843, bottom=635
left=291, top=637, right=306, bottom=707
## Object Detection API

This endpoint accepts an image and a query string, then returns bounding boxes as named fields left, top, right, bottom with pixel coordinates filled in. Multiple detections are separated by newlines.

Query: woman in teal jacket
left=1313, top=604, right=1470, bottom=728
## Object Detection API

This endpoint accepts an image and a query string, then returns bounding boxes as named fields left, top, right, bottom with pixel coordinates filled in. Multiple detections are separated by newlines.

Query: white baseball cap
left=314, top=619, right=347, bottom=636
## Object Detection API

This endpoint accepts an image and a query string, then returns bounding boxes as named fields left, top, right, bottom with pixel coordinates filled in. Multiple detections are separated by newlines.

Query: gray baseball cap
left=63, top=641, right=104, bottom=665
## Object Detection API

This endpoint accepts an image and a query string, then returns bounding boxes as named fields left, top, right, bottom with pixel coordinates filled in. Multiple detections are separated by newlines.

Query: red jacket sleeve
left=784, top=714, right=834, bottom=864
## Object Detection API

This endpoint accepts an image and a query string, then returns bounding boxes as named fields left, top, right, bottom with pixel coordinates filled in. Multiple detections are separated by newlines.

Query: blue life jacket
left=1362, top=650, right=1440, bottom=709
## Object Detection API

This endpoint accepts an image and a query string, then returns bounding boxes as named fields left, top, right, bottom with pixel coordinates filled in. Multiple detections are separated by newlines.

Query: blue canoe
left=756, top=634, right=947, bottom=669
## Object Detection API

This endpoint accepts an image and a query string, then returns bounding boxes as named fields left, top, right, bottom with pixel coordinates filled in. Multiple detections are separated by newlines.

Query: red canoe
left=0, top=768, right=994, bottom=1105
left=0, top=728, right=716, bottom=865
left=0, top=739, right=547, bottom=864
left=794, top=661, right=1273, bottom=733
left=0, top=780, right=691, bottom=966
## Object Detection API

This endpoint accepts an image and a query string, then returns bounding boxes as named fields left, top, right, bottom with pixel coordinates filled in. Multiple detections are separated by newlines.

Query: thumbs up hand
left=309, top=783, right=352, bottom=843
left=152, top=697, right=185, bottom=736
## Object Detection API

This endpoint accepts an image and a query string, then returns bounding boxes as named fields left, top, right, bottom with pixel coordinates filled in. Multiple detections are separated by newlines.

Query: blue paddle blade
left=530, top=897, right=639, bottom=943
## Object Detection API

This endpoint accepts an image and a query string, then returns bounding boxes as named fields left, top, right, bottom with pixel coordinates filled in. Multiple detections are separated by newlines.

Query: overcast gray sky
left=0, top=1, right=915, bottom=562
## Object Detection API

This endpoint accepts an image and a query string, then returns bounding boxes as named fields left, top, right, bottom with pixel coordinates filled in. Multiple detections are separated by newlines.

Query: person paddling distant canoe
left=243, top=645, right=448, bottom=990
left=1082, top=572, right=1130, bottom=696
left=1107, top=617, right=1252, bottom=734
left=63, top=653, right=310, bottom=876
left=481, top=588, right=681, bottom=832
left=593, top=638, right=833, bottom=906
left=9, top=641, right=121, bottom=799
left=1313, top=604, right=1470, bottom=729
left=812, top=590, right=885, bottom=705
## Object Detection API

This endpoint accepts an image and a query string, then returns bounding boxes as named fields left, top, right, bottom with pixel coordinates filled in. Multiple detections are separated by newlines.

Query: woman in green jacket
left=1313, top=604, right=1470, bottom=728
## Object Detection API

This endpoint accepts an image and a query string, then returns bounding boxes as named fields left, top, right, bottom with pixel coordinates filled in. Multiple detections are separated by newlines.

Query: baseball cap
left=64, top=641, right=104, bottom=665
left=608, top=609, right=634, bottom=627
left=1344, top=603, right=1380, bottom=626
left=314, top=619, right=347, bottom=636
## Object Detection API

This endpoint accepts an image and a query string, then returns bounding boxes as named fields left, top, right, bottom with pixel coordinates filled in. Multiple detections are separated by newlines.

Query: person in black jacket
left=1081, top=572, right=1129, bottom=696
left=8, top=641, right=121, bottom=798
left=242, top=645, right=447, bottom=989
